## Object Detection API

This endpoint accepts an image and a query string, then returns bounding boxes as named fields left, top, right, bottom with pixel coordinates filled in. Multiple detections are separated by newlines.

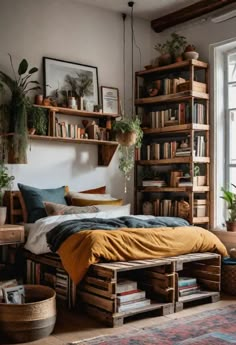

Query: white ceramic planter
left=0, top=207, right=7, bottom=226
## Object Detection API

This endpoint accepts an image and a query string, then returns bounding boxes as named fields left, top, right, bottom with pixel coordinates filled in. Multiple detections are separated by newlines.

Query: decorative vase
left=184, top=51, right=199, bottom=60
left=116, top=131, right=137, bottom=146
left=0, top=207, right=7, bottom=225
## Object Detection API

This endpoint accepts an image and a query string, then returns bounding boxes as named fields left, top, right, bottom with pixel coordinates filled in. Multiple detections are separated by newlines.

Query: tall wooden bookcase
left=134, top=59, right=210, bottom=228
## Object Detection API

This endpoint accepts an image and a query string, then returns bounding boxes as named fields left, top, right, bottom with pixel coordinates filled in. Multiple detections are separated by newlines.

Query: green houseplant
left=112, top=117, right=143, bottom=183
left=27, top=105, right=48, bottom=135
left=154, top=32, right=187, bottom=65
left=0, top=163, right=15, bottom=225
left=0, top=55, right=40, bottom=163
left=221, top=184, right=236, bottom=231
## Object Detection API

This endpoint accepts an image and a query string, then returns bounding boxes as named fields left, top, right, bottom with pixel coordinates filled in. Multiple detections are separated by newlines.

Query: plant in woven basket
left=112, top=117, right=143, bottom=184
left=221, top=184, right=236, bottom=231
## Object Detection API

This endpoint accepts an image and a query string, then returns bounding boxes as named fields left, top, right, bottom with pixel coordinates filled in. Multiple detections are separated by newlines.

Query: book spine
left=178, top=278, right=197, bottom=287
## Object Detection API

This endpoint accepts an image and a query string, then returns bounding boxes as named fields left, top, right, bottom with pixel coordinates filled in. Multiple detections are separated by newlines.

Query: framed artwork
left=101, top=86, right=120, bottom=115
left=43, top=57, right=99, bottom=108
left=3, top=285, right=25, bottom=304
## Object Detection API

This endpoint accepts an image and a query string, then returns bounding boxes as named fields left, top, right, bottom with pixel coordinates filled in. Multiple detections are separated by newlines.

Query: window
left=210, top=38, right=236, bottom=228
left=226, top=52, right=236, bottom=188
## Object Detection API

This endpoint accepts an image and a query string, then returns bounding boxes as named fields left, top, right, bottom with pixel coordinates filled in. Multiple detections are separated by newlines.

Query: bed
left=4, top=189, right=228, bottom=286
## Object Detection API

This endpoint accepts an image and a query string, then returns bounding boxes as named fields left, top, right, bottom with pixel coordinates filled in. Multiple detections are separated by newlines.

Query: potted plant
left=169, top=33, right=187, bottom=62
left=0, top=55, right=40, bottom=163
left=27, top=105, right=48, bottom=136
left=221, top=184, right=236, bottom=231
left=193, top=164, right=206, bottom=186
left=0, top=163, right=15, bottom=225
left=154, top=33, right=187, bottom=65
left=154, top=40, right=172, bottom=66
left=184, top=44, right=199, bottom=60
left=112, top=117, right=143, bottom=182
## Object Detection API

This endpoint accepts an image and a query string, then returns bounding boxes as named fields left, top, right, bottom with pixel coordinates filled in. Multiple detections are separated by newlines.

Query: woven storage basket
left=0, top=285, right=56, bottom=343
left=222, top=264, right=236, bottom=295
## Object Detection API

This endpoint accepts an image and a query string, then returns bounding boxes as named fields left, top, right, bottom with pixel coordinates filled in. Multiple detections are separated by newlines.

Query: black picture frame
left=3, top=285, right=25, bottom=304
left=43, top=57, right=99, bottom=109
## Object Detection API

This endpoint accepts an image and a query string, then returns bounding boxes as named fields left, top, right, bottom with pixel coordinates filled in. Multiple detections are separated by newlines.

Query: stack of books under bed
left=116, top=279, right=150, bottom=313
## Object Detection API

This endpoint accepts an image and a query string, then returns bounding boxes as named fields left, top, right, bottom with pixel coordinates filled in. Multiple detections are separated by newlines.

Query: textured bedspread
left=46, top=217, right=228, bottom=285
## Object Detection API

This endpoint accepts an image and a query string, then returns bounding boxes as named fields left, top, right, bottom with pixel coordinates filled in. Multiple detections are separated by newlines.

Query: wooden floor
left=2, top=295, right=236, bottom=345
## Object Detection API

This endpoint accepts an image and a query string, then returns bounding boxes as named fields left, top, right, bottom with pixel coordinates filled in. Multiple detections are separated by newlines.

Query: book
left=179, top=286, right=201, bottom=297
left=117, top=298, right=150, bottom=312
left=178, top=277, right=197, bottom=287
left=117, top=289, right=146, bottom=304
left=116, top=280, right=138, bottom=294
left=179, top=283, right=199, bottom=291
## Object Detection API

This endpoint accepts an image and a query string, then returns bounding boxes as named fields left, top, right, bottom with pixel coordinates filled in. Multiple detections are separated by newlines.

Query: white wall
left=151, top=15, right=236, bottom=62
left=0, top=0, right=151, bottom=204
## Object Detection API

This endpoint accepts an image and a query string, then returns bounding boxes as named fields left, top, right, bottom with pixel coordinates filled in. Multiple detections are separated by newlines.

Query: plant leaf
left=18, top=59, right=28, bottom=75
left=24, top=86, right=41, bottom=93
left=0, top=71, right=15, bottom=91
left=22, top=80, right=41, bottom=91
left=28, top=67, right=38, bottom=74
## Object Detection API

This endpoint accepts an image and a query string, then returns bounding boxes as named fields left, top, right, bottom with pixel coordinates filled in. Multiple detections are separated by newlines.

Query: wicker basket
left=0, top=285, right=56, bottom=343
left=221, top=264, right=236, bottom=295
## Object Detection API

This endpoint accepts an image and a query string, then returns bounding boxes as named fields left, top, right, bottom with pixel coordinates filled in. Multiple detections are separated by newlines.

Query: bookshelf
left=29, top=105, right=119, bottom=166
left=134, top=59, right=210, bottom=228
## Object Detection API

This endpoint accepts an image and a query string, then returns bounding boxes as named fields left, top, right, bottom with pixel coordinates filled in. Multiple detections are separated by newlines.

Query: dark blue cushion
left=18, top=183, right=67, bottom=223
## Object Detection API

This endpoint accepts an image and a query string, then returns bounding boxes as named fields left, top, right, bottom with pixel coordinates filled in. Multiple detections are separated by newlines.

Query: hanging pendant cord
left=130, top=3, right=134, bottom=118
left=122, top=13, right=126, bottom=118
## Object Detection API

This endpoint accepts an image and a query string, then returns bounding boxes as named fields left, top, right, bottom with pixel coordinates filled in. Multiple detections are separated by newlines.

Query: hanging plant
left=112, top=117, right=143, bottom=183
left=0, top=54, right=40, bottom=163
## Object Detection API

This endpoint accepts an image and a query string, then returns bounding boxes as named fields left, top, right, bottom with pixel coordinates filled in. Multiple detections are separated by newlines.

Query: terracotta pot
left=116, top=131, right=137, bottom=146
left=226, top=221, right=236, bottom=232
left=158, top=53, right=172, bottom=66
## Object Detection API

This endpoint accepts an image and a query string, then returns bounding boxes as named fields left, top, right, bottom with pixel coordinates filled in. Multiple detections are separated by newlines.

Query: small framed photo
left=2, top=285, right=25, bottom=304
left=101, top=86, right=120, bottom=115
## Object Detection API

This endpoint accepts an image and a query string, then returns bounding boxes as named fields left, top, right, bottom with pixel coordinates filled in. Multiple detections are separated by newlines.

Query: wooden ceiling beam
left=151, top=0, right=236, bottom=33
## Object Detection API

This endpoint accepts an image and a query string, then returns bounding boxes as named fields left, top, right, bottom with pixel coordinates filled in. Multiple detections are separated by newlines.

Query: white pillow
left=96, top=204, right=131, bottom=217
left=67, top=192, right=115, bottom=200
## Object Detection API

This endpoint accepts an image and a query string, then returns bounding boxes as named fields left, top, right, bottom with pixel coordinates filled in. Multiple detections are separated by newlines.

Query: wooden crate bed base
left=78, top=258, right=175, bottom=327
left=79, top=253, right=221, bottom=326
left=169, top=253, right=221, bottom=312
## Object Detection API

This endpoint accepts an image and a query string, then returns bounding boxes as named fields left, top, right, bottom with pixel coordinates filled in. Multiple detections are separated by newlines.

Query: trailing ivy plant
left=112, top=117, right=143, bottom=184
left=0, top=54, right=40, bottom=163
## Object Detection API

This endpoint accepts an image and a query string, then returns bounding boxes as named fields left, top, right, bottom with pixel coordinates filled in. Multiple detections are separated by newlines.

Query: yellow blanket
left=57, top=226, right=228, bottom=284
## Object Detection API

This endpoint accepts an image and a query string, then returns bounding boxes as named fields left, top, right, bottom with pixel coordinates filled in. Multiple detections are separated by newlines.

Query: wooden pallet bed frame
left=3, top=191, right=222, bottom=326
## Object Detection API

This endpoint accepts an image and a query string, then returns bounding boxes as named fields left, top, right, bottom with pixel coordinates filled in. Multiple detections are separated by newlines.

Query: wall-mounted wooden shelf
left=30, top=105, right=120, bottom=166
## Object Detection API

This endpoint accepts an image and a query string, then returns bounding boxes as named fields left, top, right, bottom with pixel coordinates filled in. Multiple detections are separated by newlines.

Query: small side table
left=0, top=224, right=24, bottom=246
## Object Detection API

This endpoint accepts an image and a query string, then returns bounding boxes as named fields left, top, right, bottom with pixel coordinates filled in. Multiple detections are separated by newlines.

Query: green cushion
left=18, top=183, right=67, bottom=223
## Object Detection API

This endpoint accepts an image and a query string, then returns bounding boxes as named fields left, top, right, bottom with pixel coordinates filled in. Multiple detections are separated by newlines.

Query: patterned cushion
left=44, top=202, right=99, bottom=216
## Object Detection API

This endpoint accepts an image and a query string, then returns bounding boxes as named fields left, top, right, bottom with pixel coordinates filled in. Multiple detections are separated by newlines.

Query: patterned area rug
left=67, top=305, right=236, bottom=345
